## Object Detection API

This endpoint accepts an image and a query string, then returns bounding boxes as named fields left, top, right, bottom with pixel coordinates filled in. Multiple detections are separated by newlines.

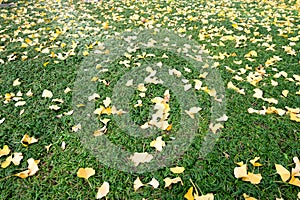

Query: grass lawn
left=0, top=0, right=300, bottom=199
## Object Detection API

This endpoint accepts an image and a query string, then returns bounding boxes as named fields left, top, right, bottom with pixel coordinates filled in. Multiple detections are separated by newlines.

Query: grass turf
left=0, top=0, right=300, bottom=199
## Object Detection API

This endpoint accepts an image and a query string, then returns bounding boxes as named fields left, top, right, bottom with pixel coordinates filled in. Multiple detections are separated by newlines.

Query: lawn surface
left=0, top=0, right=300, bottom=199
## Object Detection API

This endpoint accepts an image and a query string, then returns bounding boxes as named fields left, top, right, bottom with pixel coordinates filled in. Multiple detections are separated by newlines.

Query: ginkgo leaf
left=234, top=164, right=247, bottom=178
left=282, top=90, right=289, bottom=97
left=184, top=187, right=194, bottom=200
left=42, top=89, right=53, bottom=98
left=103, top=97, right=111, bottom=108
left=243, top=193, right=257, bottom=200
left=250, top=157, right=262, bottom=167
left=242, top=172, right=262, bottom=184
left=148, top=178, right=159, bottom=189
left=129, top=152, right=153, bottom=166
left=0, top=145, right=10, bottom=157
left=15, top=101, right=26, bottom=107
left=61, top=141, right=66, bottom=150
left=1, top=155, right=12, bottom=168
left=49, top=105, right=61, bottom=110
left=77, top=168, right=95, bottom=179
left=170, top=166, right=185, bottom=174
left=13, top=78, right=21, bottom=86
left=64, top=87, right=72, bottom=94
left=163, top=177, right=183, bottom=188
left=96, top=181, right=110, bottom=199
left=209, top=123, right=224, bottom=134
left=216, top=114, right=228, bottom=122
left=134, top=177, right=144, bottom=191
left=275, top=164, right=290, bottom=182
left=150, top=136, right=165, bottom=152
left=15, top=158, right=40, bottom=178
left=194, top=193, right=214, bottom=200
left=289, top=176, right=300, bottom=187
left=12, top=152, right=23, bottom=165
left=21, top=134, right=38, bottom=146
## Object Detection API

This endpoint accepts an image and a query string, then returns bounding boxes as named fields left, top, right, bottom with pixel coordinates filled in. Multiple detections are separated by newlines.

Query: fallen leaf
left=234, top=164, right=247, bottom=178
left=129, top=152, right=153, bottom=166
left=77, top=168, right=95, bottom=179
left=11, top=152, right=23, bottom=165
left=275, top=164, right=290, bottom=182
left=61, top=141, right=66, bottom=150
left=164, top=177, right=183, bottom=188
left=242, top=172, right=262, bottom=184
left=134, top=177, right=144, bottom=191
left=15, top=158, right=40, bottom=178
left=1, top=155, right=12, bottom=168
left=13, top=78, right=21, bottom=86
left=45, top=144, right=52, bottom=152
left=289, top=176, right=300, bottom=187
left=42, top=89, right=53, bottom=98
left=150, top=136, right=165, bottom=152
left=148, top=178, right=159, bottom=188
left=0, top=145, right=10, bottom=157
left=194, top=193, right=214, bottom=200
left=184, top=187, right=194, bottom=200
left=170, top=166, right=185, bottom=174
left=96, top=181, right=110, bottom=199
left=21, top=134, right=38, bottom=146
left=250, top=157, right=262, bottom=167
left=243, top=193, right=257, bottom=200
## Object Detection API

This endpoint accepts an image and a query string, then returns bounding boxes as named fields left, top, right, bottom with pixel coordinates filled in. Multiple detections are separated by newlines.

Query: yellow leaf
left=13, top=78, right=21, bottom=86
left=27, top=158, right=40, bottom=176
left=147, top=178, right=159, bottom=189
left=11, top=152, right=23, bottom=165
left=15, top=170, right=30, bottom=179
left=275, top=164, right=290, bottom=182
left=21, top=134, right=38, bottom=146
left=96, top=181, right=109, bottom=199
left=163, top=177, right=183, bottom=188
left=184, top=187, right=194, bottom=200
left=77, top=168, right=95, bottom=179
left=250, top=157, right=262, bottom=167
left=83, top=51, right=89, bottom=56
left=150, top=136, right=165, bottom=152
left=134, top=177, right=144, bottom=191
left=289, top=176, right=300, bottom=187
left=194, top=193, right=214, bottom=200
left=42, top=89, right=53, bottom=98
left=243, top=193, right=257, bottom=200
left=234, top=164, right=247, bottom=178
left=0, top=145, right=10, bottom=157
left=129, top=152, right=153, bottom=166
left=282, top=90, right=289, bottom=97
left=242, top=173, right=262, bottom=184
left=170, top=166, right=185, bottom=174
left=1, top=155, right=12, bottom=168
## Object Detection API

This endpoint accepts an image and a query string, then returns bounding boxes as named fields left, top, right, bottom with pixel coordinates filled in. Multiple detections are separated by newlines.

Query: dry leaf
left=1, top=155, right=12, bottom=168
left=96, top=181, right=110, bottom=199
left=42, top=89, right=53, bottom=98
left=134, top=177, right=144, bottom=191
left=129, top=152, right=153, bottom=166
left=77, top=168, right=95, bottom=179
left=45, top=144, right=52, bottom=152
left=289, top=176, right=300, bottom=187
left=184, top=187, right=194, bottom=200
left=164, top=177, right=183, bottom=188
left=11, top=152, right=23, bottom=165
left=242, top=172, right=262, bottom=184
left=15, top=158, right=40, bottom=178
left=275, top=164, right=290, bottom=182
left=13, top=78, right=21, bottom=86
left=243, top=193, right=257, bottom=200
left=150, top=136, right=165, bottom=152
left=148, top=178, right=159, bottom=188
left=250, top=157, right=262, bottom=167
left=170, top=166, right=185, bottom=174
left=0, top=145, right=10, bottom=157
left=21, top=134, right=38, bottom=146
left=61, top=141, right=66, bottom=150
left=194, top=193, right=214, bottom=200
left=234, top=164, right=247, bottom=178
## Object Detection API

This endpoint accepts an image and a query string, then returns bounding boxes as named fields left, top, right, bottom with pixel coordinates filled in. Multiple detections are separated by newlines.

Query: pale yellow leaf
left=0, top=145, right=10, bottom=157
left=42, top=89, right=53, bottom=98
left=77, top=167, right=95, bottom=179
left=148, top=178, right=159, bottom=188
left=170, top=166, right=185, bottom=174
left=163, top=177, right=183, bottom=188
left=275, top=164, right=290, bottom=182
left=234, top=164, right=247, bottom=178
left=96, top=181, right=109, bottom=199
left=134, top=177, right=144, bottom=191
left=21, top=134, right=38, bottom=146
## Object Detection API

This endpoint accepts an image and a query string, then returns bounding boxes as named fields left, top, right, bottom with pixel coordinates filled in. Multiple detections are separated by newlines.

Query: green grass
left=0, top=0, right=300, bottom=199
